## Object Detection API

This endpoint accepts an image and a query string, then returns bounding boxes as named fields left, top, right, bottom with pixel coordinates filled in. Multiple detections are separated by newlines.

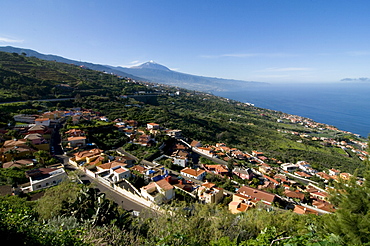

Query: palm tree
left=34, top=150, right=50, bottom=166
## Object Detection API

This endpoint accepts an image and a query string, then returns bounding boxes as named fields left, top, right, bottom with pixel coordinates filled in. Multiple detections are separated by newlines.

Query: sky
left=1, top=0, right=370, bottom=83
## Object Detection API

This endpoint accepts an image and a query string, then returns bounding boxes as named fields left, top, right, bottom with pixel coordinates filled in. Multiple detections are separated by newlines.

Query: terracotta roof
left=204, top=164, right=228, bottom=173
left=67, top=136, right=86, bottom=141
left=74, top=148, right=103, bottom=160
left=293, top=205, right=319, bottom=215
left=237, top=186, right=277, bottom=204
left=3, top=159, right=34, bottom=169
left=263, top=175, right=279, bottom=185
left=190, top=140, right=201, bottom=147
left=155, top=179, right=174, bottom=191
left=114, top=167, right=129, bottom=174
left=202, top=181, right=216, bottom=189
left=3, top=139, right=27, bottom=147
left=28, top=125, right=47, bottom=131
left=284, top=190, right=305, bottom=200
left=142, top=182, right=156, bottom=191
left=131, top=165, right=146, bottom=173
left=98, top=161, right=123, bottom=170
left=35, top=118, right=49, bottom=121
left=181, top=167, right=205, bottom=177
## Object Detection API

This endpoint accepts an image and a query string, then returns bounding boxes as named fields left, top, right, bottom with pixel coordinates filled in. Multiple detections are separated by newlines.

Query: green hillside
left=1, top=50, right=370, bottom=245
left=0, top=51, right=366, bottom=174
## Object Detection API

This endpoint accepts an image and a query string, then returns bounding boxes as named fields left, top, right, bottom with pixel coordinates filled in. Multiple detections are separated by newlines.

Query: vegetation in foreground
left=1, top=166, right=370, bottom=246
left=1, top=50, right=370, bottom=245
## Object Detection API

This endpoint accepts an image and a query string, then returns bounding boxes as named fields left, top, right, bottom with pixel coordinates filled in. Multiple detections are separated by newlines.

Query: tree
left=34, top=150, right=50, bottom=166
left=65, top=187, right=130, bottom=227
left=325, top=139, right=370, bottom=245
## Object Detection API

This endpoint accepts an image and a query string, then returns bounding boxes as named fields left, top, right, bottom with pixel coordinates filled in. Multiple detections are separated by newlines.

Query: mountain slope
left=0, top=46, right=143, bottom=81
left=0, top=46, right=265, bottom=92
left=112, top=61, right=265, bottom=92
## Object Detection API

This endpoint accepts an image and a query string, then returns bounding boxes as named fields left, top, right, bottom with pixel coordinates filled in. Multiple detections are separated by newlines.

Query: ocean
left=213, top=82, right=370, bottom=138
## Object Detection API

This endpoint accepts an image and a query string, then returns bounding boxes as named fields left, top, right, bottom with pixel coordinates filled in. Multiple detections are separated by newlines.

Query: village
left=0, top=106, right=368, bottom=217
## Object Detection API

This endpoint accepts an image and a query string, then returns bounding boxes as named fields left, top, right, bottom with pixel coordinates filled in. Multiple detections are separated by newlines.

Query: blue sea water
left=213, top=83, right=370, bottom=138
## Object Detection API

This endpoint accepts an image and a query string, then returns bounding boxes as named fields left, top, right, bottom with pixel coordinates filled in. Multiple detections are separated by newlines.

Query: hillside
left=0, top=46, right=265, bottom=92
left=0, top=50, right=366, bottom=175
left=0, top=50, right=369, bottom=245
left=0, top=46, right=143, bottom=81
left=111, top=61, right=265, bottom=92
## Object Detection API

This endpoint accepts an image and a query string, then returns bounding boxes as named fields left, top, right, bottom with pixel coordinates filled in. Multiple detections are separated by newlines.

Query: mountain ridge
left=0, top=46, right=265, bottom=92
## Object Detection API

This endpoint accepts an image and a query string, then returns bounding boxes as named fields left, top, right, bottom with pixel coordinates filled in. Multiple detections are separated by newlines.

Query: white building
left=25, top=168, right=67, bottom=191
left=141, top=179, right=175, bottom=204
left=180, top=167, right=206, bottom=180
left=110, top=166, right=131, bottom=183
left=281, top=163, right=299, bottom=172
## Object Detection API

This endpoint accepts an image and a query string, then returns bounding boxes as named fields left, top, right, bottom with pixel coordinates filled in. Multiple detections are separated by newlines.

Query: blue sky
left=1, top=0, right=370, bottom=83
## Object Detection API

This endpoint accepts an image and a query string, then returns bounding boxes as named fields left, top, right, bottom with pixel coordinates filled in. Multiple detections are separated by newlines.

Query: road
left=80, top=174, right=149, bottom=212
left=57, top=154, right=150, bottom=213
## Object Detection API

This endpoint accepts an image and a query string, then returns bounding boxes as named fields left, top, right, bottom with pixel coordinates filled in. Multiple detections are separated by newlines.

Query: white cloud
left=260, top=67, right=314, bottom=72
left=0, top=37, right=23, bottom=43
left=117, top=60, right=143, bottom=67
left=129, top=60, right=140, bottom=64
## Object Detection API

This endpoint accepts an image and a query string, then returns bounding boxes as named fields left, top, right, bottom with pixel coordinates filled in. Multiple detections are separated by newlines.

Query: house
left=262, top=175, right=280, bottom=187
left=28, top=125, right=49, bottom=135
left=293, top=205, right=319, bottom=215
left=24, top=167, right=68, bottom=191
left=310, top=191, right=329, bottom=201
left=97, top=160, right=127, bottom=171
left=252, top=151, right=264, bottom=157
left=237, top=186, right=277, bottom=205
left=316, top=172, right=332, bottom=181
left=35, top=118, right=50, bottom=127
left=232, top=151, right=246, bottom=160
left=312, top=200, right=335, bottom=213
left=328, top=168, right=340, bottom=176
left=109, top=166, right=131, bottom=183
left=146, top=167, right=169, bottom=182
left=281, top=163, right=299, bottom=172
left=173, top=156, right=188, bottom=167
left=166, top=129, right=182, bottom=139
left=197, top=147, right=215, bottom=156
left=197, top=181, right=224, bottom=204
left=190, top=140, right=202, bottom=148
left=69, top=148, right=104, bottom=166
left=203, top=164, right=229, bottom=176
left=24, top=133, right=47, bottom=145
left=3, top=159, right=35, bottom=169
left=1, top=139, right=36, bottom=162
left=137, top=134, right=154, bottom=146
left=294, top=171, right=312, bottom=178
left=339, top=173, right=352, bottom=180
left=13, top=114, right=37, bottom=124
left=130, top=165, right=147, bottom=175
left=284, top=190, right=305, bottom=201
left=181, top=167, right=206, bottom=180
left=141, top=179, right=175, bottom=204
left=115, top=156, right=135, bottom=166
left=233, top=168, right=255, bottom=180
left=147, top=123, right=160, bottom=130
left=229, top=193, right=259, bottom=214
left=258, top=163, right=272, bottom=174
left=67, top=136, right=86, bottom=147
left=65, top=129, right=85, bottom=137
